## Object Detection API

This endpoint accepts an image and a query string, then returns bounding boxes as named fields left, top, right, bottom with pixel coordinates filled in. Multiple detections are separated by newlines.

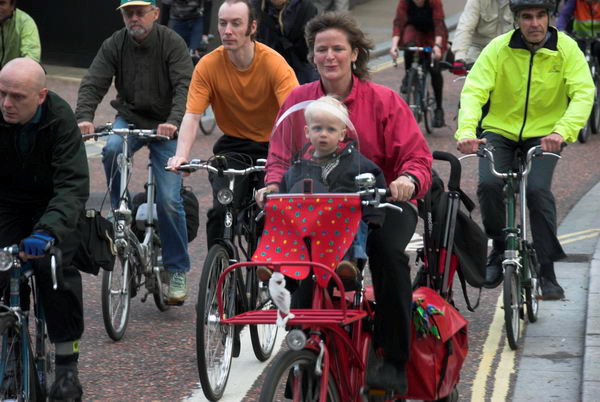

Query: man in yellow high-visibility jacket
left=455, top=0, right=594, bottom=300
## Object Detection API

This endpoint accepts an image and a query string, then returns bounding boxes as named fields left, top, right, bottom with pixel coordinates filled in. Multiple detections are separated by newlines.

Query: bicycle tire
left=196, top=244, right=235, bottom=401
left=152, top=246, right=170, bottom=312
left=578, top=120, right=591, bottom=143
left=422, top=73, right=433, bottom=134
left=403, top=70, right=422, bottom=123
left=503, top=264, right=521, bottom=350
left=101, top=254, right=132, bottom=341
left=525, top=251, right=541, bottom=323
left=0, top=329, right=38, bottom=401
left=248, top=270, right=278, bottom=362
left=590, top=69, right=600, bottom=134
left=34, top=321, right=55, bottom=399
left=200, top=106, right=217, bottom=136
left=259, top=349, right=340, bottom=402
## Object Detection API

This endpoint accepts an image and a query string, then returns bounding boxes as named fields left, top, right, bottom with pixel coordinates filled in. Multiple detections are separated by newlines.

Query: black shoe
left=432, top=108, right=445, bottom=128
left=400, top=75, right=409, bottom=94
left=541, top=278, right=565, bottom=300
left=49, top=368, right=83, bottom=401
left=366, top=359, right=408, bottom=394
left=484, top=249, right=504, bottom=289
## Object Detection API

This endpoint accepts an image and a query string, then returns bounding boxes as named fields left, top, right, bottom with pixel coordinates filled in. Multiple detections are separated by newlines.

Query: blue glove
left=21, top=232, right=55, bottom=256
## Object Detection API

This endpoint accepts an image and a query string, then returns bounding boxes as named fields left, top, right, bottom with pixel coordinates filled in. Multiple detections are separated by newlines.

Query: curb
left=582, top=239, right=600, bottom=401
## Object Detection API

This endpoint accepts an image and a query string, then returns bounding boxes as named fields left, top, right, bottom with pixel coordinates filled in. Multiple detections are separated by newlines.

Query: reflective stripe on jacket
left=573, top=0, right=600, bottom=37
left=455, top=27, right=594, bottom=143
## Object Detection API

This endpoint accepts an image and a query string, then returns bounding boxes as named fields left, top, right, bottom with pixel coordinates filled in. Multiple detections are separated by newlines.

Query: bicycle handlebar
left=460, top=144, right=562, bottom=179
left=170, top=158, right=266, bottom=175
left=0, top=245, right=63, bottom=290
left=82, top=124, right=171, bottom=141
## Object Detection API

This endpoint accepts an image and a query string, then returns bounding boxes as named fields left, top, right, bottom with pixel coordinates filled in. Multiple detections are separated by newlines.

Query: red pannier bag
left=401, top=286, right=468, bottom=401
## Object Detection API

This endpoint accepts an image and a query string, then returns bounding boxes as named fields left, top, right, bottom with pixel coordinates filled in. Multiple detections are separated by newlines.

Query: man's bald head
left=0, top=58, right=46, bottom=91
left=0, top=58, right=48, bottom=124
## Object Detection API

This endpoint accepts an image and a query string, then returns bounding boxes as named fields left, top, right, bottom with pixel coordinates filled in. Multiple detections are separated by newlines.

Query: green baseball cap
left=117, top=0, right=157, bottom=9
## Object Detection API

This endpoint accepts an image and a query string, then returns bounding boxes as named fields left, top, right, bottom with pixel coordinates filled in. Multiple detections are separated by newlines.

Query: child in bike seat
left=258, top=96, right=386, bottom=282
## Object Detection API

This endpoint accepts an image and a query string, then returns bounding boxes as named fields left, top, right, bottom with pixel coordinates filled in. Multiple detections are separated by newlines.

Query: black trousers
left=477, top=132, right=567, bottom=265
left=206, top=136, right=268, bottom=250
left=290, top=202, right=417, bottom=366
left=367, top=203, right=417, bottom=366
left=0, top=206, right=84, bottom=343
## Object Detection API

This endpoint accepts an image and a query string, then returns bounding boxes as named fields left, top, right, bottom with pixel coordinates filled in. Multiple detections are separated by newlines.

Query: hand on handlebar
left=256, top=183, right=280, bottom=208
left=78, top=121, right=95, bottom=137
left=20, top=231, right=55, bottom=261
left=452, top=60, right=468, bottom=76
left=157, top=123, right=178, bottom=138
left=389, top=175, right=415, bottom=202
left=433, top=45, right=443, bottom=61
left=457, top=137, right=487, bottom=154
left=540, top=133, right=565, bottom=153
left=166, top=155, right=190, bottom=176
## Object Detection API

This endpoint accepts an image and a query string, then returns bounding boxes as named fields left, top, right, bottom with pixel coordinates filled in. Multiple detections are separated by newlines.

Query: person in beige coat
left=452, top=0, right=513, bottom=63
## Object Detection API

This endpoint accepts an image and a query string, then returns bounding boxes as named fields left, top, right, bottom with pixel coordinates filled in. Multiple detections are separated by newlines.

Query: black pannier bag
left=72, top=209, right=116, bottom=275
left=131, top=184, right=200, bottom=243
left=417, top=151, right=488, bottom=310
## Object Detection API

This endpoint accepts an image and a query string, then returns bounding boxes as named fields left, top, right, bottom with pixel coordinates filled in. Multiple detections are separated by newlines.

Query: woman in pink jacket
left=258, top=12, right=432, bottom=394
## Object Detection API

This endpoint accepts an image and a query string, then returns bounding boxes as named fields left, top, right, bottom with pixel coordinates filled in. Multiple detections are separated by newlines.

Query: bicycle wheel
left=578, top=120, right=591, bottom=143
left=503, top=264, right=521, bottom=350
left=152, top=246, right=170, bottom=312
left=525, top=252, right=541, bottom=323
left=0, top=329, right=38, bottom=400
left=259, top=349, right=340, bottom=402
left=248, top=270, right=278, bottom=362
left=196, top=244, right=235, bottom=401
left=200, top=106, right=217, bottom=135
left=422, top=73, right=434, bottom=134
left=34, top=322, right=55, bottom=399
left=590, top=68, right=600, bottom=134
left=403, top=70, right=422, bottom=123
left=101, top=254, right=132, bottom=341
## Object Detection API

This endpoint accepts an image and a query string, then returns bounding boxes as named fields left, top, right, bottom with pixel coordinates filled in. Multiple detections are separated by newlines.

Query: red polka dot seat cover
left=252, top=193, right=362, bottom=287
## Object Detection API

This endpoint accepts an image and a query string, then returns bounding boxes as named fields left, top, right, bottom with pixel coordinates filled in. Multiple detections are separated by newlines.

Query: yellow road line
left=471, top=291, right=504, bottom=402
left=491, top=320, right=525, bottom=401
left=371, top=59, right=396, bottom=73
left=560, top=233, right=600, bottom=245
left=558, top=228, right=600, bottom=240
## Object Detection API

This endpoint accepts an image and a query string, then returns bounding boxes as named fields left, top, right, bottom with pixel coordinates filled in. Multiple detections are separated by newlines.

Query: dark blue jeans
left=170, top=17, right=203, bottom=51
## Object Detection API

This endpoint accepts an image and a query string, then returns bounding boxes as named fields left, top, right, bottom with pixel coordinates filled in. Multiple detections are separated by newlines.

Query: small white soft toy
left=268, top=272, right=295, bottom=326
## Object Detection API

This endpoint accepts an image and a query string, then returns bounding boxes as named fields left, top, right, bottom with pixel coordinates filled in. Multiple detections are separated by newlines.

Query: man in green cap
left=76, top=0, right=194, bottom=304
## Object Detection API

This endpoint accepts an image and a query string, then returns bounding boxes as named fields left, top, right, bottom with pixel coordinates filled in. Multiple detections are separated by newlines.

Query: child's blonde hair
left=304, top=95, right=349, bottom=127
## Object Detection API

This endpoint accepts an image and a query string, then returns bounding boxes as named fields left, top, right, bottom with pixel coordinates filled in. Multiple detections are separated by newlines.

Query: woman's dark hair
left=305, top=12, right=374, bottom=80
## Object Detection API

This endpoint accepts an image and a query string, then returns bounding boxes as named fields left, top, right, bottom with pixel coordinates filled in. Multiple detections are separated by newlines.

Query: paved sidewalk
left=512, top=181, right=600, bottom=401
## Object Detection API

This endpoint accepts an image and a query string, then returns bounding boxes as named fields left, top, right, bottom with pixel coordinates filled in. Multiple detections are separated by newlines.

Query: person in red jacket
left=257, top=12, right=433, bottom=394
left=390, top=0, right=449, bottom=128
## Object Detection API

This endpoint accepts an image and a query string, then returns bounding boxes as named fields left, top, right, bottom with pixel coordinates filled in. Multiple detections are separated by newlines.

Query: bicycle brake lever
left=51, top=255, right=58, bottom=290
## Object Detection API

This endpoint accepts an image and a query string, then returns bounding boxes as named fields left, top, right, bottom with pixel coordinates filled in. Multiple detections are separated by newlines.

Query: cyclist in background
left=167, top=0, right=298, bottom=251
left=75, top=0, right=193, bottom=304
left=390, top=0, right=448, bottom=128
left=557, top=0, right=600, bottom=63
left=0, top=58, right=88, bottom=400
left=162, top=0, right=206, bottom=58
left=452, top=0, right=513, bottom=66
left=253, top=0, right=320, bottom=83
left=0, top=0, right=41, bottom=67
left=455, top=0, right=594, bottom=300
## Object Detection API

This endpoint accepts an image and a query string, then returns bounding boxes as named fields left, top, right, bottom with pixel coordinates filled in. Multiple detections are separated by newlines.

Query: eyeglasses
left=121, top=7, right=155, bottom=19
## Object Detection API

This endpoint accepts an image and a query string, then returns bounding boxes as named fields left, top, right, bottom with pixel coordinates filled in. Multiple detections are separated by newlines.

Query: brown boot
left=335, top=260, right=359, bottom=281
